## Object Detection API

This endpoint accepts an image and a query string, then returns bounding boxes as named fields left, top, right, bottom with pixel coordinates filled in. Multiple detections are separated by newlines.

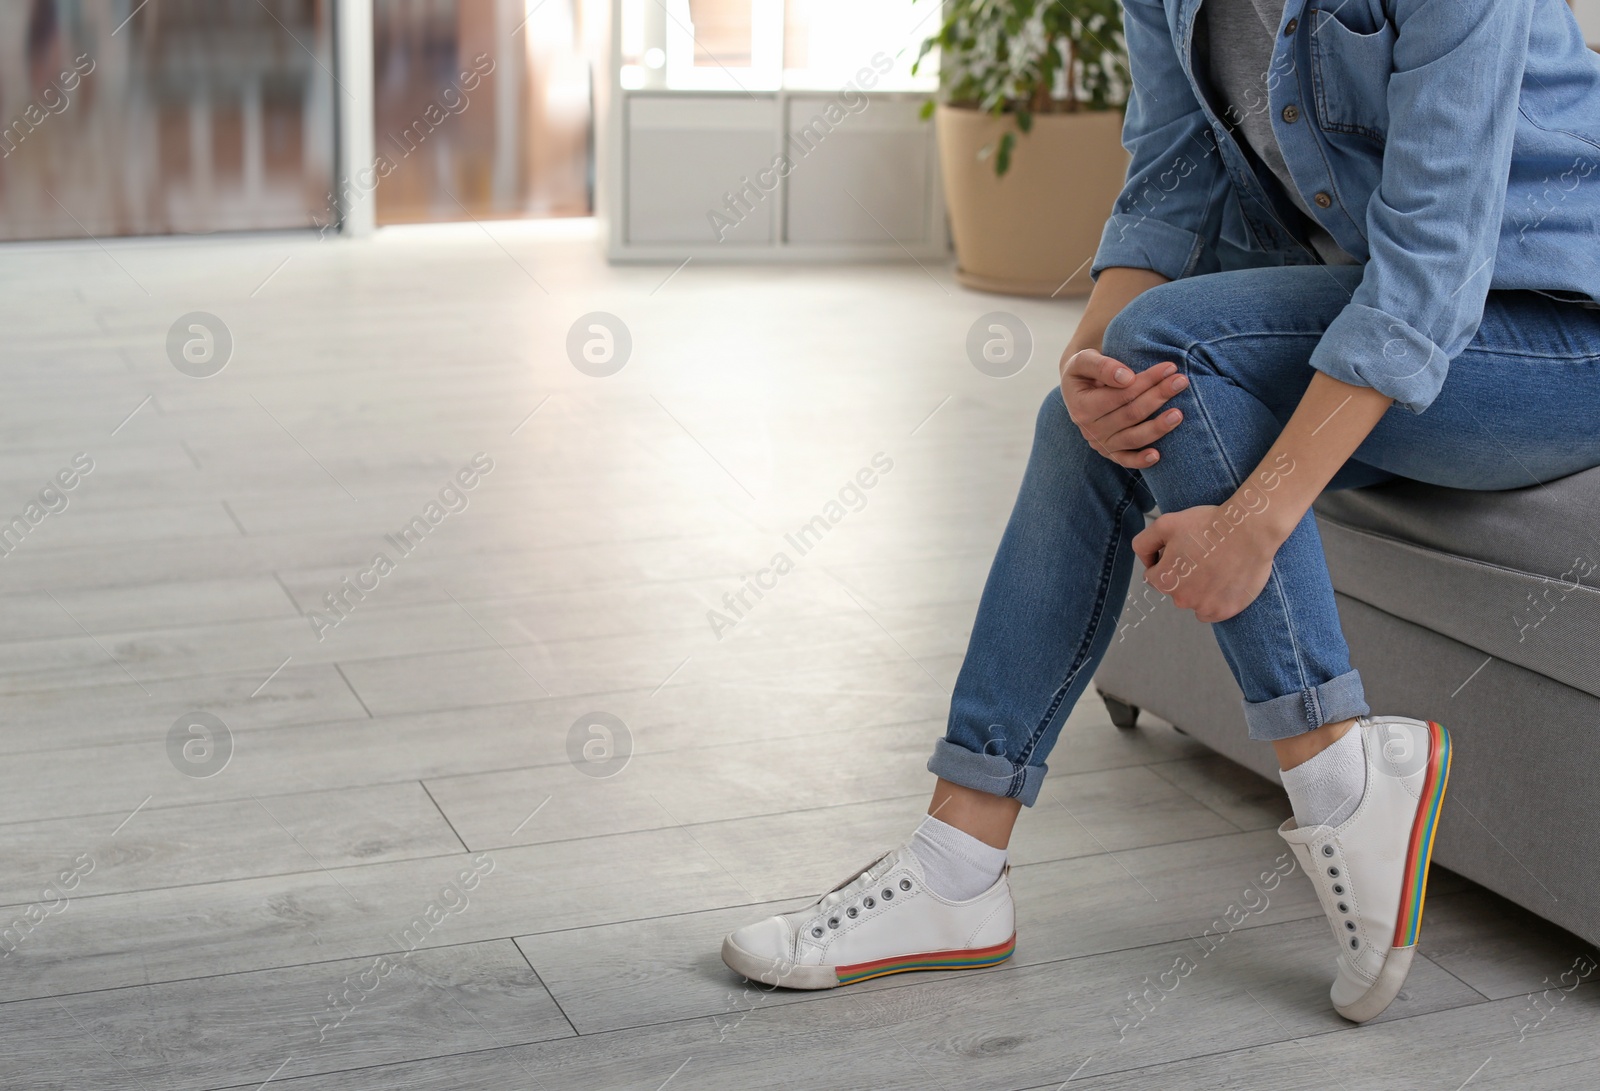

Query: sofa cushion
left=1315, top=465, right=1600, bottom=580
left=1312, top=466, right=1600, bottom=701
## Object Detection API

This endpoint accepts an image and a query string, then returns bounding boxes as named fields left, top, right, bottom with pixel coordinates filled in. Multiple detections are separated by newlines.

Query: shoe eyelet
left=1337, top=902, right=1349, bottom=914
left=1321, top=845, right=1335, bottom=857
left=827, top=916, right=840, bottom=928
left=846, top=907, right=858, bottom=919
left=1350, top=937, right=1360, bottom=949
left=1332, top=884, right=1344, bottom=895
left=863, top=896, right=875, bottom=909
left=900, top=879, right=912, bottom=891
left=882, top=888, right=894, bottom=900
left=1344, top=920, right=1357, bottom=931
left=1327, top=867, right=1340, bottom=878
left=811, top=926, right=824, bottom=938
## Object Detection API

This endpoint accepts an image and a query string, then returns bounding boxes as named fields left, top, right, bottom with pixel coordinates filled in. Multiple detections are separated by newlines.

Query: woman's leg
left=927, top=263, right=1600, bottom=832
left=925, top=387, right=1157, bottom=835
left=1106, top=267, right=1389, bottom=744
left=928, top=266, right=1397, bottom=840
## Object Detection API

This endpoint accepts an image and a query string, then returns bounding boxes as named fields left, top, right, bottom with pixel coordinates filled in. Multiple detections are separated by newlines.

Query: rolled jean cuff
left=926, top=738, right=1048, bottom=807
left=1242, top=668, right=1369, bottom=741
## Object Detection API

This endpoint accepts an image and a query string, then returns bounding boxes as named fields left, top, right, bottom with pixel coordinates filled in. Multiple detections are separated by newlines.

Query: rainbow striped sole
left=834, top=934, right=1017, bottom=986
left=1392, top=719, right=1452, bottom=949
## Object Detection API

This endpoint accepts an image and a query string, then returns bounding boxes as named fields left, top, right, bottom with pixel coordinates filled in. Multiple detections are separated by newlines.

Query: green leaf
left=995, top=131, right=1015, bottom=177
left=917, top=0, right=1129, bottom=152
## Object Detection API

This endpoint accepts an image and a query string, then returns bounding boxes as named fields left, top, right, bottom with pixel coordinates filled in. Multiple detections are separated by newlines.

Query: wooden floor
left=1, top=221, right=1595, bottom=1090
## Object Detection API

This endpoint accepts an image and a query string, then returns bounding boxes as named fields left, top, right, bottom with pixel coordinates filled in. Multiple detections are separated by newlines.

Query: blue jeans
left=929, top=265, right=1600, bottom=806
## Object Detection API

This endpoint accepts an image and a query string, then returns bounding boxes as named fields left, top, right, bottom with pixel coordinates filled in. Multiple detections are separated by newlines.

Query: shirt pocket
left=1309, top=6, right=1395, bottom=145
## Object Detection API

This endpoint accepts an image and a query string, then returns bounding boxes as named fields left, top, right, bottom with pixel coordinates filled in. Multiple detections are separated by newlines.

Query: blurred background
left=0, top=0, right=596, bottom=239
left=0, top=0, right=947, bottom=243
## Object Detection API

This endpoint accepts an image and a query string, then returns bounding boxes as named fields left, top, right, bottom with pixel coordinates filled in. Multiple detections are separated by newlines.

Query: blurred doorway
left=371, top=0, right=593, bottom=224
left=0, top=0, right=337, bottom=242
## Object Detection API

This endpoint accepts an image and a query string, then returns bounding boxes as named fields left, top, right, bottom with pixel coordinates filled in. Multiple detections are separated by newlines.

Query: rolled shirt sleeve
left=1091, top=0, right=1234, bottom=283
left=1307, top=0, right=1536, bottom=414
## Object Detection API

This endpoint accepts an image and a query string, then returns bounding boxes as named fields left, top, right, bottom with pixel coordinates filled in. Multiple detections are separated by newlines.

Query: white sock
left=1280, top=724, right=1368, bottom=830
left=907, top=814, right=1008, bottom=901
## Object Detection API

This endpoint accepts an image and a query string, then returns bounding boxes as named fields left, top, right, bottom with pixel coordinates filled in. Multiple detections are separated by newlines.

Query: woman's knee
left=1035, top=384, right=1071, bottom=432
left=1100, top=280, right=1190, bottom=376
left=1034, top=385, right=1098, bottom=455
left=1028, top=386, right=1108, bottom=480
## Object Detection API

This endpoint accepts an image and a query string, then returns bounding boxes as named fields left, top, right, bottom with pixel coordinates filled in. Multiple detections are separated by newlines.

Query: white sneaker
left=720, top=845, right=1016, bottom=990
left=1279, top=716, right=1453, bottom=1023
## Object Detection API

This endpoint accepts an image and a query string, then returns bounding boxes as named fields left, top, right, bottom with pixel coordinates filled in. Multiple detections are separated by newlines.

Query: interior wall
left=1574, top=0, right=1600, bottom=44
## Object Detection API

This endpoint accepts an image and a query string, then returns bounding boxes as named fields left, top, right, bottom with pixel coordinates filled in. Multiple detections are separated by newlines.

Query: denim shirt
left=1091, top=0, right=1600, bottom=414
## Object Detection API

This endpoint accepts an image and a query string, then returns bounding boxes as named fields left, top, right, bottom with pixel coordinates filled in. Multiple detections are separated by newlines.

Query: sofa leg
left=1099, top=690, right=1140, bottom=730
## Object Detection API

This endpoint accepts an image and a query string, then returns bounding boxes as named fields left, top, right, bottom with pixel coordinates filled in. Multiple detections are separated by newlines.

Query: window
left=618, top=0, right=936, bottom=92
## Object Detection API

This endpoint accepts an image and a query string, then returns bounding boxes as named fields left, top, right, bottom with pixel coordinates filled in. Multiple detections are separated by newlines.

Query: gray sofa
left=1094, top=466, right=1600, bottom=946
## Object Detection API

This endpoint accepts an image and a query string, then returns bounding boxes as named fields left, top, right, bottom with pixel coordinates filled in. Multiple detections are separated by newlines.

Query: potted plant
left=916, top=0, right=1131, bottom=296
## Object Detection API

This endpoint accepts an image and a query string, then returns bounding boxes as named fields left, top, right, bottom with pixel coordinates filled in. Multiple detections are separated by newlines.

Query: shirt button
left=1282, top=104, right=1301, bottom=123
left=1314, top=192, right=1333, bottom=208
left=1284, top=17, right=1298, bottom=34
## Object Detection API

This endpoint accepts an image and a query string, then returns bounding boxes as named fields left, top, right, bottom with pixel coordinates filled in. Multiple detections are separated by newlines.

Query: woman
left=723, top=0, right=1600, bottom=1022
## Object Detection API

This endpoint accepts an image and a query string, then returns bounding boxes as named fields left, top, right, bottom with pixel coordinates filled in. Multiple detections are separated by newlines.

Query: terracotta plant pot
left=936, top=104, right=1130, bottom=297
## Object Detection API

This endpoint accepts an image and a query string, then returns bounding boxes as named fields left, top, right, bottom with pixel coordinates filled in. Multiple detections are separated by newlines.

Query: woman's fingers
left=1131, top=518, right=1168, bottom=569
left=1083, top=365, right=1187, bottom=464
left=1109, top=404, right=1185, bottom=451
left=1062, top=347, right=1135, bottom=389
left=1067, top=359, right=1177, bottom=422
left=1060, top=349, right=1187, bottom=468
left=1100, top=370, right=1188, bottom=433
left=1104, top=448, right=1160, bottom=470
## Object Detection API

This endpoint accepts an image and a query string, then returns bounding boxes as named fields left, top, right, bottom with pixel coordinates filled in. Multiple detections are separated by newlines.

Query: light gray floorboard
left=1145, top=752, right=1295, bottom=832
left=421, top=746, right=1233, bottom=854
left=334, top=606, right=971, bottom=714
left=1421, top=887, right=1600, bottom=1001
left=1041, top=986, right=1600, bottom=1090
left=0, top=830, right=749, bottom=1004
left=0, top=661, right=364, bottom=755
left=198, top=917, right=1485, bottom=1091
left=0, top=702, right=937, bottom=827
left=0, top=601, right=510, bottom=695
left=39, top=576, right=304, bottom=631
left=0, top=940, right=572, bottom=1091
left=0, top=782, right=464, bottom=904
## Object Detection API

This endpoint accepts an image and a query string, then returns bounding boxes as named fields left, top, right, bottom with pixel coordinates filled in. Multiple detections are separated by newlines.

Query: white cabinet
left=782, top=95, right=935, bottom=246
left=600, top=0, right=948, bottom=261
left=612, top=89, right=946, bottom=260
left=625, top=96, right=780, bottom=245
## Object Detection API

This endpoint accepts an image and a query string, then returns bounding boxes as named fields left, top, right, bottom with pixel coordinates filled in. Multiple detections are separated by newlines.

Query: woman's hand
left=1059, top=348, right=1189, bottom=469
left=1128, top=372, right=1393, bottom=624
left=1131, top=505, right=1281, bottom=624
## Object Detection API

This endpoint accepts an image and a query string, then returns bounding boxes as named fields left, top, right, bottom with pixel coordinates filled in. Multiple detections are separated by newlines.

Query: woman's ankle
left=927, top=777, right=1023, bottom=850
left=1273, top=716, right=1361, bottom=772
